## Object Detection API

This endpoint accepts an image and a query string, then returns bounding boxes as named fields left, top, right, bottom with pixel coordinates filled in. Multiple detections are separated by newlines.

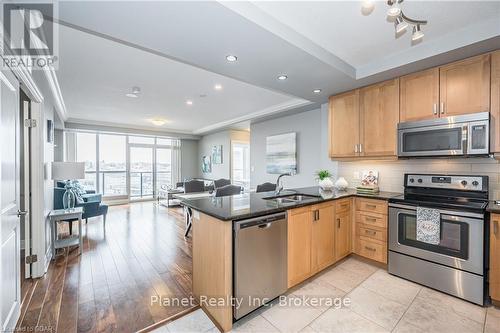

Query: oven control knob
left=461, top=180, right=468, bottom=186
left=417, top=179, right=423, bottom=183
left=409, top=178, right=415, bottom=183
left=472, top=181, right=479, bottom=187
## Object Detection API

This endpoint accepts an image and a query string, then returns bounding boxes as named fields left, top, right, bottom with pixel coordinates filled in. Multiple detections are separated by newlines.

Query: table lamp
left=51, top=162, right=85, bottom=209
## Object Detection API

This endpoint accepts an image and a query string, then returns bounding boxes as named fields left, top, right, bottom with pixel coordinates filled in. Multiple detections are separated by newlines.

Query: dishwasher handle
left=234, top=212, right=286, bottom=230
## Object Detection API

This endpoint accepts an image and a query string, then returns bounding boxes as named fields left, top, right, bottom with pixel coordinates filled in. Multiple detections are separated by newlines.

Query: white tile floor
left=153, top=257, right=500, bottom=333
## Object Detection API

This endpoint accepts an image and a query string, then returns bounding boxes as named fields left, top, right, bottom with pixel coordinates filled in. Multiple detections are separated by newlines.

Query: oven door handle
left=389, top=203, right=485, bottom=220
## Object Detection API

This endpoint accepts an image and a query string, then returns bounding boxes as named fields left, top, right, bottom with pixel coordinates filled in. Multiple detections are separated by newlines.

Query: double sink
left=264, top=193, right=321, bottom=205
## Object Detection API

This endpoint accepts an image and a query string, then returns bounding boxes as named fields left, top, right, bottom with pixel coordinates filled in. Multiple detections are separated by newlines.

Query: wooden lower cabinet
left=354, top=198, right=388, bottom=264
left=312, top=203, right=336, bottom=272
left=335, top=203, right=351, bottom=261
left=287, top=207, right=313, bottom=287
left=491, top=213, right=500, bottom=304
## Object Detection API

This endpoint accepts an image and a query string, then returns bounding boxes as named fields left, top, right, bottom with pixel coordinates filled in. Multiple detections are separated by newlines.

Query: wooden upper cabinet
left=311, top=204, right=335, bottom=272
left=400, top=68, right=439, bottom=122
left=439, top=54, right=490, bottom=117
left=491, top=51, right=500, bottom=154
left=360, top=78, right=400, bottom=157
left=329, top=90, right=360, bottom=158
left=490, top=214, right=500, bottom=303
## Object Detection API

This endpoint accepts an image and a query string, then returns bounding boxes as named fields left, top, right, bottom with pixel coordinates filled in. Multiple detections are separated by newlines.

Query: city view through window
left=74, top=132, right=179, bottom=198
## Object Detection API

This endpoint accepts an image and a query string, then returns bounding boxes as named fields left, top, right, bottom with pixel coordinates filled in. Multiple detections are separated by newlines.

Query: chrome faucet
left=275, top=172, right=292, bottom=195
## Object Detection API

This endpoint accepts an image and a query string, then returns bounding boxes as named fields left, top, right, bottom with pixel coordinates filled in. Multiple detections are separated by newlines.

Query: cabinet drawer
left=335, top=199, right=351, bottom=214
left=357, top=238, right=387, bottom=263
left=356, top=211, right=387, bottom=229
left=357, top=224, right=386, bottom=242
left=356, top=198, right=387, bottom=215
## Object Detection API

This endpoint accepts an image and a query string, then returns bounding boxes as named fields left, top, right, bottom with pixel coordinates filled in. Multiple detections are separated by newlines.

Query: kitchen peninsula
left=182, top=187, right=400, bottom=332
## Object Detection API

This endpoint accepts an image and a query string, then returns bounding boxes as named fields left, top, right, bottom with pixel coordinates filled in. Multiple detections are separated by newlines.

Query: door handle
left=364, top=246, right=376, bottom=252
left=354, top=144, right=358, bottom=153
left=258, top=223, right=272, bottom=229
left=494, top=220, right=499, bottom=235
left=17, top=210, right=28, bottom=218
left=440, top=102, right=445, bottom=115
left=359, top=144, right=363, bottom=153
left=433, top=103, right=438, bottom=115
left=337, top=218, right=341, bottom=228
left=365, top=230, right=377, bottom=235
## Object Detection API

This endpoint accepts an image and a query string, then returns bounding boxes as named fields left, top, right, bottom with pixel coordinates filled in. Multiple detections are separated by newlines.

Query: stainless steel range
left=388, top=174, right=489, bottom=305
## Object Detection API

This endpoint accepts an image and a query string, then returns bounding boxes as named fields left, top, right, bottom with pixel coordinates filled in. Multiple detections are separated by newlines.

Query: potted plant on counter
left=316, top=170, right=334, bottom=191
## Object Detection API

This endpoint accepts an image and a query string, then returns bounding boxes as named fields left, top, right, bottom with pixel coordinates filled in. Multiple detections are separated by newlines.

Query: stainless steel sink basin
left=263, top=193, right=320, bottom=204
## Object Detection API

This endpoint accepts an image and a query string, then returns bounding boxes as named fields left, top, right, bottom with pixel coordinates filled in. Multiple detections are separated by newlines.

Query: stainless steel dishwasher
left=234, top=212, right=287, bottom=320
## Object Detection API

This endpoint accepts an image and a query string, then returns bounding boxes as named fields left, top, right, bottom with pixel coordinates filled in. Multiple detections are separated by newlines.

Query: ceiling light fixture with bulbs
left=150, top=118, right=168, bottom=126
left=364, top=0, right=427, bottom=44
left=126, top=86, right=141, bottom=98
left=387, top=0, right=427, bottom=42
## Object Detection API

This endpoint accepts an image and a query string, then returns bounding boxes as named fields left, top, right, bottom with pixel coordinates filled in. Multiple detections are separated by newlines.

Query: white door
left=21, top=95, right=31, bottom=279
left=0, top=67, right=21, bottom=331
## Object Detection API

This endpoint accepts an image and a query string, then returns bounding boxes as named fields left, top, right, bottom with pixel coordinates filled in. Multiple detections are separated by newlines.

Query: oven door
left=389, top=205, right=483, bottom=275
left=398, top=123, right=466, bottom=157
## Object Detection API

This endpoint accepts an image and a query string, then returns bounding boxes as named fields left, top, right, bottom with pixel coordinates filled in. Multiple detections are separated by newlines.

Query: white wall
left=180, top=139, right=198, bottom=180
left=198, top=130, right=250, bottom=180
left=250, top=108, right=326, bottom=189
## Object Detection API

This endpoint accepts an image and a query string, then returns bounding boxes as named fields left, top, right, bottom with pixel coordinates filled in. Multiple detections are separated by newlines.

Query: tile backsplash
left=336, top=158, right=500, bottom=199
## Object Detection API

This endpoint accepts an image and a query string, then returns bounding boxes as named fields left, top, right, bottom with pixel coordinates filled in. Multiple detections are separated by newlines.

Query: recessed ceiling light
left=186, top=100, right=193, bottom=105
left=313, top=89, right=322, bottom=94
left=126, top=86, right=141, bottom=98
left=277, top=75, right=288, bottom=81
left=226, top=55, right=237, bottom=62
left=214, top=84, right=222, bottom=90
left=151, top=119, right=167, bottom=126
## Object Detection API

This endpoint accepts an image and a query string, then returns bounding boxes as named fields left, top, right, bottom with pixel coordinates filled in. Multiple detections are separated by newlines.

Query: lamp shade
left=51, top=162, right=85, bottom=180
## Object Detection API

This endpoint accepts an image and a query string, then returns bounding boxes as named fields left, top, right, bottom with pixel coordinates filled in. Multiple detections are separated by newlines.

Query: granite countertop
left=180, top=186, right=401, bottom=221
left=487, top=201, right=500, bottom=214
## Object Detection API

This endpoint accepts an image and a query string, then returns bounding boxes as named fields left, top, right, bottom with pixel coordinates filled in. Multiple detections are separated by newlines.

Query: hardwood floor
left=16, top=202, right=194, bottom=333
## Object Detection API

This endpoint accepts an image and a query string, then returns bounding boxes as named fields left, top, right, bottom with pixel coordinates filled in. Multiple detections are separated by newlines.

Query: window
left=129, top=136, right=155, bottom=144
left=71, top=131, right=181, bottom=200
left=231, top=141, right=250, bottom=189
left=99, top=134, right=126, bottom=196
left=76, top=132, right=97, bottom=191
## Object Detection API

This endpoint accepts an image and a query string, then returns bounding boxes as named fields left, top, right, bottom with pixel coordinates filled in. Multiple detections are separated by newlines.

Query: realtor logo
left=2, top=3, right=58, bottom=69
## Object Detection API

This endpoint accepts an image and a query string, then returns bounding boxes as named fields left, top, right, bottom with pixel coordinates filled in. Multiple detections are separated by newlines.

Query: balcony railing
left=82, top=170, right=172, bottom=198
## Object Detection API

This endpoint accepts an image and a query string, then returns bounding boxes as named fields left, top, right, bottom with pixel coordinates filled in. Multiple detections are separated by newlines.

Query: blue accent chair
left=54, top=186, right=108, bottom=234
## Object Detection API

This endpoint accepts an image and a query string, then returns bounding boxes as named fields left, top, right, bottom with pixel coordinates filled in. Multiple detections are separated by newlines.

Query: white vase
left=335, top=177, right=348, bottom=191
left=318, top=177, right=334, bottom=191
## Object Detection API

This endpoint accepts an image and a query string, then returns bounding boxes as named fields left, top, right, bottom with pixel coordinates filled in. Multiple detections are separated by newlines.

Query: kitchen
left=167, top=49, right=500, bottom=332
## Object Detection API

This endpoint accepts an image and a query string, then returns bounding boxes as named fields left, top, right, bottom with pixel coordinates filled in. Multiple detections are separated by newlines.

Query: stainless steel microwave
left=398, top=112, right=490, bottom=157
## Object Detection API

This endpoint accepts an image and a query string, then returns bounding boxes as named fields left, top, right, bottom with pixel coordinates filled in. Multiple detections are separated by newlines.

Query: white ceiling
left=51, top=1, right=500, bottom=134
left=58, top=24, right=310, bottom=133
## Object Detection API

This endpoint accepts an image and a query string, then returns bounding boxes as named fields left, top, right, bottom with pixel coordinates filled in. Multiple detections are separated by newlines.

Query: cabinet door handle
left=433, top=103, right=438, bottom=115
left=359, top=144, right=363, bottom=153
left=316, top=210, right=320, bottom=221
left=337, top=218, right=341, bottom=228
left=494, top=220, right=499, bottom=235
left=365, top=246, right=376, bottom=252
left=365, top=229, right=376, bottom=235
left=365, top=217, right=377, bottom=223
left=366, top=204, right=377, bottom=209
left=440, top=102, right=445, bottom=114
left=354, top=144, right=358, bottom=153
